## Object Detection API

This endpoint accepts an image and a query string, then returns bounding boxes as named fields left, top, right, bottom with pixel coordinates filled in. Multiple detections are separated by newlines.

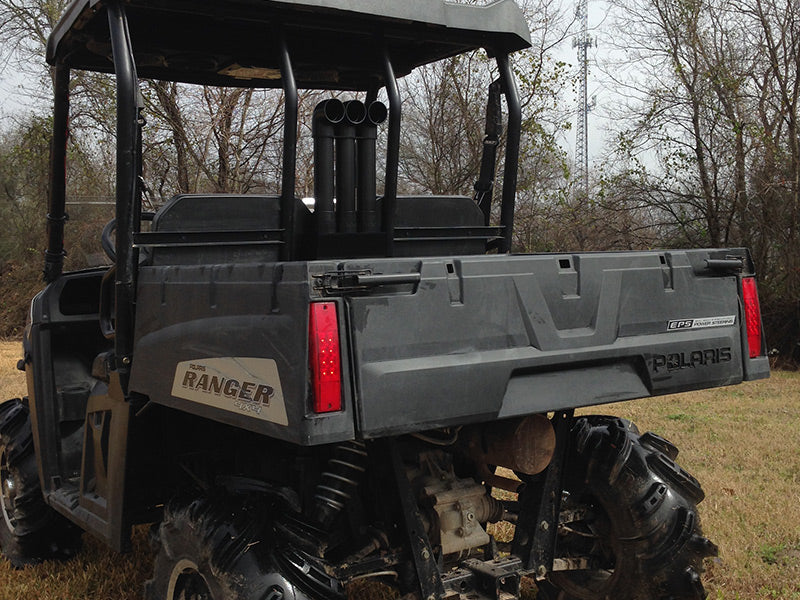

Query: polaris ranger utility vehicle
left=0, top=1, right=769, bottom=599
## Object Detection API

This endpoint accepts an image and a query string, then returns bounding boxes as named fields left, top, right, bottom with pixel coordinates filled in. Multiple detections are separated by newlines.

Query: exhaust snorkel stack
left=311, top=99, right=344, bottom=235
left=312, top=99, right=388, bottom=236
left=358, top=101, right=388, bottom=233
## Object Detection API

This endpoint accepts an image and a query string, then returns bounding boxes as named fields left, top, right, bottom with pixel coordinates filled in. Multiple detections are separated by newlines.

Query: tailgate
left=312, top=249, right=769, bottom=438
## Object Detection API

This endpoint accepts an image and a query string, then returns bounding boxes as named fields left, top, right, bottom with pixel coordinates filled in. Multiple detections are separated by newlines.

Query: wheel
left=537, top=416, right=717, bottom=600
left=146, top=495, right=320, bottom=600
left=0, top=399, right=82, bottom=567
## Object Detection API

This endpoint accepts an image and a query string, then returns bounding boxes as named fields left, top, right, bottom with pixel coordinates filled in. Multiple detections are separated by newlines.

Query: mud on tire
left=146, top=494, right=316, bottom=600
left=539, top=416, right=718, bottom=600
left=0, top=399, right=82, bottom=567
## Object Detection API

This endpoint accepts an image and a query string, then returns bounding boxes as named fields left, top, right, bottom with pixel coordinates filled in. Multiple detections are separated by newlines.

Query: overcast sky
left=0, top=71, right=23, bottom=115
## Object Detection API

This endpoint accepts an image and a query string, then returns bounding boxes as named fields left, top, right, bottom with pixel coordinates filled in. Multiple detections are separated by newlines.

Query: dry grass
left=0, top=527, right=153, bottom=600
left=0, top=339, right=26, bottom=400
left=1, top=340, right=798, bottom=598
left=602, top=373, right=800, bottom=600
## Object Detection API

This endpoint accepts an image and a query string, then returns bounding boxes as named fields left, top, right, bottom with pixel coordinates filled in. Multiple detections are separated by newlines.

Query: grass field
left=1, top=340, right=798, bottom=599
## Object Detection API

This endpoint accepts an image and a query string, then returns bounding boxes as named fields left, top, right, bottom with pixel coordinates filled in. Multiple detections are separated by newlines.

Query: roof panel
left=46, top=0, right=531, bottom=89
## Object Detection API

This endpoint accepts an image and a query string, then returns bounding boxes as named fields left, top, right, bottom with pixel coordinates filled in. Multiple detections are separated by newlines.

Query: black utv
left=0, top=1, right=769, bottom=599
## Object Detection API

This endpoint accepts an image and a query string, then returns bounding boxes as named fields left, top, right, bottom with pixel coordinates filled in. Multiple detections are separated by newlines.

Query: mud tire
left=0, top=399, right=82, bottom=567
left=538, top=416, right=717, bottom=600
left=146, top=495, right=317, bottom=600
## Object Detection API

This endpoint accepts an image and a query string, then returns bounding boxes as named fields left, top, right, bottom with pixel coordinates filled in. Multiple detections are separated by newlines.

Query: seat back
left=148, top=194, right=308, bottom=265
left=380, top=195, right=489, bottom=256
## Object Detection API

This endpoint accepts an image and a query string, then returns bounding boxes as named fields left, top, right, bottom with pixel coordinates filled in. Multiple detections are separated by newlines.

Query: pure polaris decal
left=171, top=357, right=288, bottom=426
left=667, top=315, right=736, bottom=331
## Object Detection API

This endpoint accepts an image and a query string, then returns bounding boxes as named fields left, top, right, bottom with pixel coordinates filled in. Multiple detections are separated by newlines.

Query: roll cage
left=43, top=0, right=531, bottom=386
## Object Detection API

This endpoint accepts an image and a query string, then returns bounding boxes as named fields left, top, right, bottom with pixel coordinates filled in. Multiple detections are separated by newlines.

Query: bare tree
left=398, top=0, right=576, bottom=254
left=399, top=53, right=488, bottom=195
left=602, top=0, right=800, bottom=361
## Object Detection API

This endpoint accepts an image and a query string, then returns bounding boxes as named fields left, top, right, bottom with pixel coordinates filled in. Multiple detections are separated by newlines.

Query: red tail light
left=309, top=302, right=342, bottom=413
left=742, top=277, right=763, bottom=358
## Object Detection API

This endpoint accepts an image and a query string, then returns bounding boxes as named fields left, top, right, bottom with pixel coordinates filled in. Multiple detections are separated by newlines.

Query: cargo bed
left=130, top=247, right=769, bottom=445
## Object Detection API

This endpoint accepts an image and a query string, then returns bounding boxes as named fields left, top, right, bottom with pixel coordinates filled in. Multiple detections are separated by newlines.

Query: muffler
left=462, top=415, right=556, bottom=492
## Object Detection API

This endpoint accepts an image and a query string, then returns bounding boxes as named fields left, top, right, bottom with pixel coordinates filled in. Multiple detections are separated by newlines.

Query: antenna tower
left=573, top=0, right=594, bottom=199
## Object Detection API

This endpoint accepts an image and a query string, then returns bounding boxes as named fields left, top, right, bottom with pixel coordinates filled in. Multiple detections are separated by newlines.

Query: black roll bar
left=108, top=1, right=140, bottom=378
left=44, top=64, right=70, bottom=283
left=278, top=33, right=297, bottom=260
left=382, top=48, right=400, bottom=257
left=496, top=53, right=521, bottom=253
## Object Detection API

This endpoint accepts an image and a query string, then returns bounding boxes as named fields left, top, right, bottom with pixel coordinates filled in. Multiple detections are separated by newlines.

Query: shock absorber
left=313, top=441, right=368, bottom=529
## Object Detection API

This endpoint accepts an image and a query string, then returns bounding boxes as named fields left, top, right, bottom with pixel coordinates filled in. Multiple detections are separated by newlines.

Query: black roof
left=46, top=0, right=531, bottom=90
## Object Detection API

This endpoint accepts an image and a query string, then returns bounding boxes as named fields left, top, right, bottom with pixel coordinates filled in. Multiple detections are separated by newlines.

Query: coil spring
left=313, top=441, right=368, bottom=529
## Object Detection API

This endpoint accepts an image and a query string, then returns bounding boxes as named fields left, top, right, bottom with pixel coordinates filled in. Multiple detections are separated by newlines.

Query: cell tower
left=573, top=0, right=595, bottom=200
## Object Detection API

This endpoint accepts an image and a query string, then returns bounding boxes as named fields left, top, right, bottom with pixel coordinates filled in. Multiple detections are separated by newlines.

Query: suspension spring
left=314, top=441, right=368, bottom=529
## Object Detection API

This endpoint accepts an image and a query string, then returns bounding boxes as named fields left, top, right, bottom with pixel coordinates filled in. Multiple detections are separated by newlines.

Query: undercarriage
left=140, top=412, right=716, bottom=600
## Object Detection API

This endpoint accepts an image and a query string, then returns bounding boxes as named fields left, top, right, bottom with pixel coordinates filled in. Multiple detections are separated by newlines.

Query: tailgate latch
left=313, top=270, right=421, bottom=295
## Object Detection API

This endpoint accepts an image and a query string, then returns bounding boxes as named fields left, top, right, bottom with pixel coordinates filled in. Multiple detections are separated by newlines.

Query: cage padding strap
left=474, top=79, right=502, bottom=226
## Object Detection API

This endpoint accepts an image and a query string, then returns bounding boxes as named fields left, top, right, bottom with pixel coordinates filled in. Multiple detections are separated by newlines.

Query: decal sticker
left=652, top=347, right=732, bottom=373
left=171, top=357, right=288, bottom=426
left=667, top=315, right=736, bottom=331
